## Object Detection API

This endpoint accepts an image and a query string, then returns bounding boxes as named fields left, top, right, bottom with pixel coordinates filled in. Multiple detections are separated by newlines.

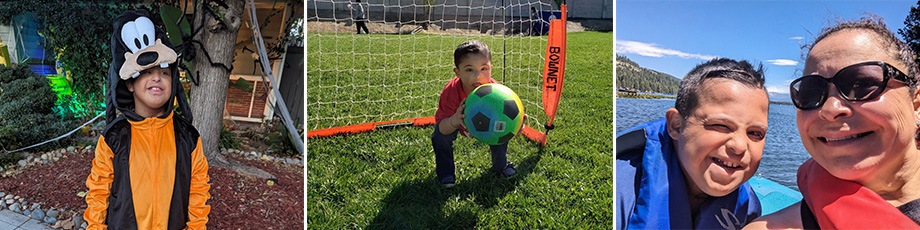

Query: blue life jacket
left=616, top=119, right=761, bottom=229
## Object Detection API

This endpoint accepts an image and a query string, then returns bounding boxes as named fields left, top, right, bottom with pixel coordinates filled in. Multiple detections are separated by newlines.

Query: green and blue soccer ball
left=464, top=83, right=525, bottom=145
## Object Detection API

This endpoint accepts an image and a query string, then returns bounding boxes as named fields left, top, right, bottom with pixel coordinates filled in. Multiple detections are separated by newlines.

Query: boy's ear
left=453, top=67, right=459, bottom=76
left=126, top=80, right=135, bottom=93
left=665, top=108, right=684, bottom=140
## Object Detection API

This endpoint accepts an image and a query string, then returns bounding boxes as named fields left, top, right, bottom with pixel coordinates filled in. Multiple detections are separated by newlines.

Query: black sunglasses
left=789, top=61, right=910, bottom=110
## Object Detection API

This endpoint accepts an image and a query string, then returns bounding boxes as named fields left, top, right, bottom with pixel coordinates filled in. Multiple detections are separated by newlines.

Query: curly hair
left=806, top=15, right=920, bottom=91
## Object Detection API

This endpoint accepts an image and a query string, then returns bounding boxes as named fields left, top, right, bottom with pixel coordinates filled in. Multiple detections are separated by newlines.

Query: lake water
left=616, top=97, right=811, bottom=190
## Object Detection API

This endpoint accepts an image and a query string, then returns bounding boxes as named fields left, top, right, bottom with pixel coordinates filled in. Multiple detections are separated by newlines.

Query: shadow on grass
left=366, top=143, right=544, bottom=229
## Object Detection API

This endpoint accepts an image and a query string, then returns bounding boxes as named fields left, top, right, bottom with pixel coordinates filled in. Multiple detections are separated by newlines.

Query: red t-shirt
left=435, top=77, right=498, bottom=137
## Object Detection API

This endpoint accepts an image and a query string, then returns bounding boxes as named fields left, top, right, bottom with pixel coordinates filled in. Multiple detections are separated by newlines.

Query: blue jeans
left=431, top=122, right=509, bottom=182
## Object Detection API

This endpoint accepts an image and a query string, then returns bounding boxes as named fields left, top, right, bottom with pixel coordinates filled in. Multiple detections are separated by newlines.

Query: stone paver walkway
left=0, top=210, right=50, bottom=230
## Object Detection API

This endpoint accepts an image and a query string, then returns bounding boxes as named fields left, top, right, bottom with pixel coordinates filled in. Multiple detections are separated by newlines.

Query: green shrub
left=0, top=65, right=77, bottom=152
left=0, top=153, right=23, bottom=169
left=219, top=125, right=240, bottom=150
left=266, top=118, right=301, bottom=158
left=0, top=1, right=144, bottom=117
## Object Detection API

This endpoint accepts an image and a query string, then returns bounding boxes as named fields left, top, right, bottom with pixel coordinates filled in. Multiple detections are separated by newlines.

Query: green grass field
left=307, top=31, right=613, bottom=229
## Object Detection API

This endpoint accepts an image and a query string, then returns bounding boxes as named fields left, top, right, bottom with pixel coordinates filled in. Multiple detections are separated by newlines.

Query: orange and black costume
left=85, top=10, right=209, bottom=229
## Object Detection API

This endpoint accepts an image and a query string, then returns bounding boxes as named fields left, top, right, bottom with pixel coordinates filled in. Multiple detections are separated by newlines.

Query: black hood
left=106, top=9, right=192, bottom=123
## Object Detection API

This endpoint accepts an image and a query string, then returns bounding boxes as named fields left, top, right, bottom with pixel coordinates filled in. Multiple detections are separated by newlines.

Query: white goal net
left=306, top=0, right=560, bottom=142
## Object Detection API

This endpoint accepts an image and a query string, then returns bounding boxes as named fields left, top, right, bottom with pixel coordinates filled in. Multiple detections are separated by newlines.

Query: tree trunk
left=190, top=0, right=273, bottom=179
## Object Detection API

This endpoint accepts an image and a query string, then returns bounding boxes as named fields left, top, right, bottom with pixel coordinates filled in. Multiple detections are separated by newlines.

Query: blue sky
left=615, top=0, right=916, bottom=96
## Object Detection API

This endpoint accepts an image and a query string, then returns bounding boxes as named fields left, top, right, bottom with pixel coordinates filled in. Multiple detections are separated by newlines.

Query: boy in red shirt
left=432, top=40, right=515, bottom=188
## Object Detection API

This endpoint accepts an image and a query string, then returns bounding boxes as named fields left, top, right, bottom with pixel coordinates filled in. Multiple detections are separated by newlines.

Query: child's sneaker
left=499, top=164, right=516, bottom=178
left=441, top=175, right=456, bottom=188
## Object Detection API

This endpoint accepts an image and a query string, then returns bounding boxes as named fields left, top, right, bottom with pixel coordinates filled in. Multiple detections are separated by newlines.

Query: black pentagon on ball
left=474, top=85, right=492, bottom=98
left=472, top=112, right=491, bottom=132
left=497, top=132, right=515, bottom=144
left=503, top=100, right=519, bottom=119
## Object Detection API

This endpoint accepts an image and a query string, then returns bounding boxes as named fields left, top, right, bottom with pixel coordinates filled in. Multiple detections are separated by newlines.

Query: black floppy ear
left=175, top=82, right=193, bottom=122
left=105, top=64, right=117, bottom=124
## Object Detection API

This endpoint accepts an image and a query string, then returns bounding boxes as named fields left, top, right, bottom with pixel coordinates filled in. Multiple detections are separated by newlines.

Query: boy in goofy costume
left=85, top=10, right=210, bottom=229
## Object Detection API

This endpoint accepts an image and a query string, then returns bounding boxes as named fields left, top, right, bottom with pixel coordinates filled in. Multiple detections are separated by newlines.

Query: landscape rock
left=47, top=208, right=58, bottom=218
left=9, top=203, right=19, bottom=212
left=18, top=160, right=27, bottom=167
left=73, top=214, right=83, bottom=229
left=44, top=216, right=56, bottom=223
left=67, top=146, right=76, bottom=152
left=5, top=199, right=13, bottom=205
left=30, top=208, right=43, bottom=220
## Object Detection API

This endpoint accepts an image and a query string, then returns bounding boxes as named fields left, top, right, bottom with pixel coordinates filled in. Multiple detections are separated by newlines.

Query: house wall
left=277, top=45, right=303, bottom=124
left=226, top=4, right=296, bottom=123
left=232, top=8, right=287, bottom=76
left=0, top=25, right=18, bottom=64
left=226, top=75, right=269, bottom=120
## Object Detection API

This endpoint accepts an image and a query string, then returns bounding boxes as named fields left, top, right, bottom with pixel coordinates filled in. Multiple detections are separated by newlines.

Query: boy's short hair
left=675, top=58, right=767, bottom=119
left=454, top=40, right=492, bottom=67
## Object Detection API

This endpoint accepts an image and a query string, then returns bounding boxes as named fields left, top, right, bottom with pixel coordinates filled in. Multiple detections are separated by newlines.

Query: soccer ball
left=464, top=83, right=525, bottom=145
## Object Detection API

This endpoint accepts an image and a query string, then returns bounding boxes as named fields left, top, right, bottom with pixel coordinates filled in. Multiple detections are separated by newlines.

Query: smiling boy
left=85, top=10, right=209, bottom=230
left=616, top=58, right=767, bottom=229
left=431, top=40, right=516, bottom=188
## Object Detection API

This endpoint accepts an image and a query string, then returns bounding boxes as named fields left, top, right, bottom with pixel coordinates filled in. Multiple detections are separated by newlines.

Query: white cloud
left=790, top=36, right=804, bottom=40
left=765, top=59, right=798, bottom=66
left=615, top=40, right=718, bottom=60
left=766, top=86, right=789, bottom=94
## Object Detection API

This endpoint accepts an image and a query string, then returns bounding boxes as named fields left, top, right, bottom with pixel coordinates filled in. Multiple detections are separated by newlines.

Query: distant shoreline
left=616, top=92, right=795, bottom=106
left=616, top=92, right=675, bottom=99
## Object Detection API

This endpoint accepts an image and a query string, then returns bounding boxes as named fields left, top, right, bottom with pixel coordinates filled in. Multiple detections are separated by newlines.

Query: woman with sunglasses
left=745, top=16, right=920, bottom=229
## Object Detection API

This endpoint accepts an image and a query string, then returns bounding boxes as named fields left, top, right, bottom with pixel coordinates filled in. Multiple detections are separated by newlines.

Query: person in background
left=351, top=0, right=370, bottom=34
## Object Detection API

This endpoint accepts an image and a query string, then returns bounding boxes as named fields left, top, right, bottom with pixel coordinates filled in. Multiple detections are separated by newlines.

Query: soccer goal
left=306, top=0, right=566, bottom=145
